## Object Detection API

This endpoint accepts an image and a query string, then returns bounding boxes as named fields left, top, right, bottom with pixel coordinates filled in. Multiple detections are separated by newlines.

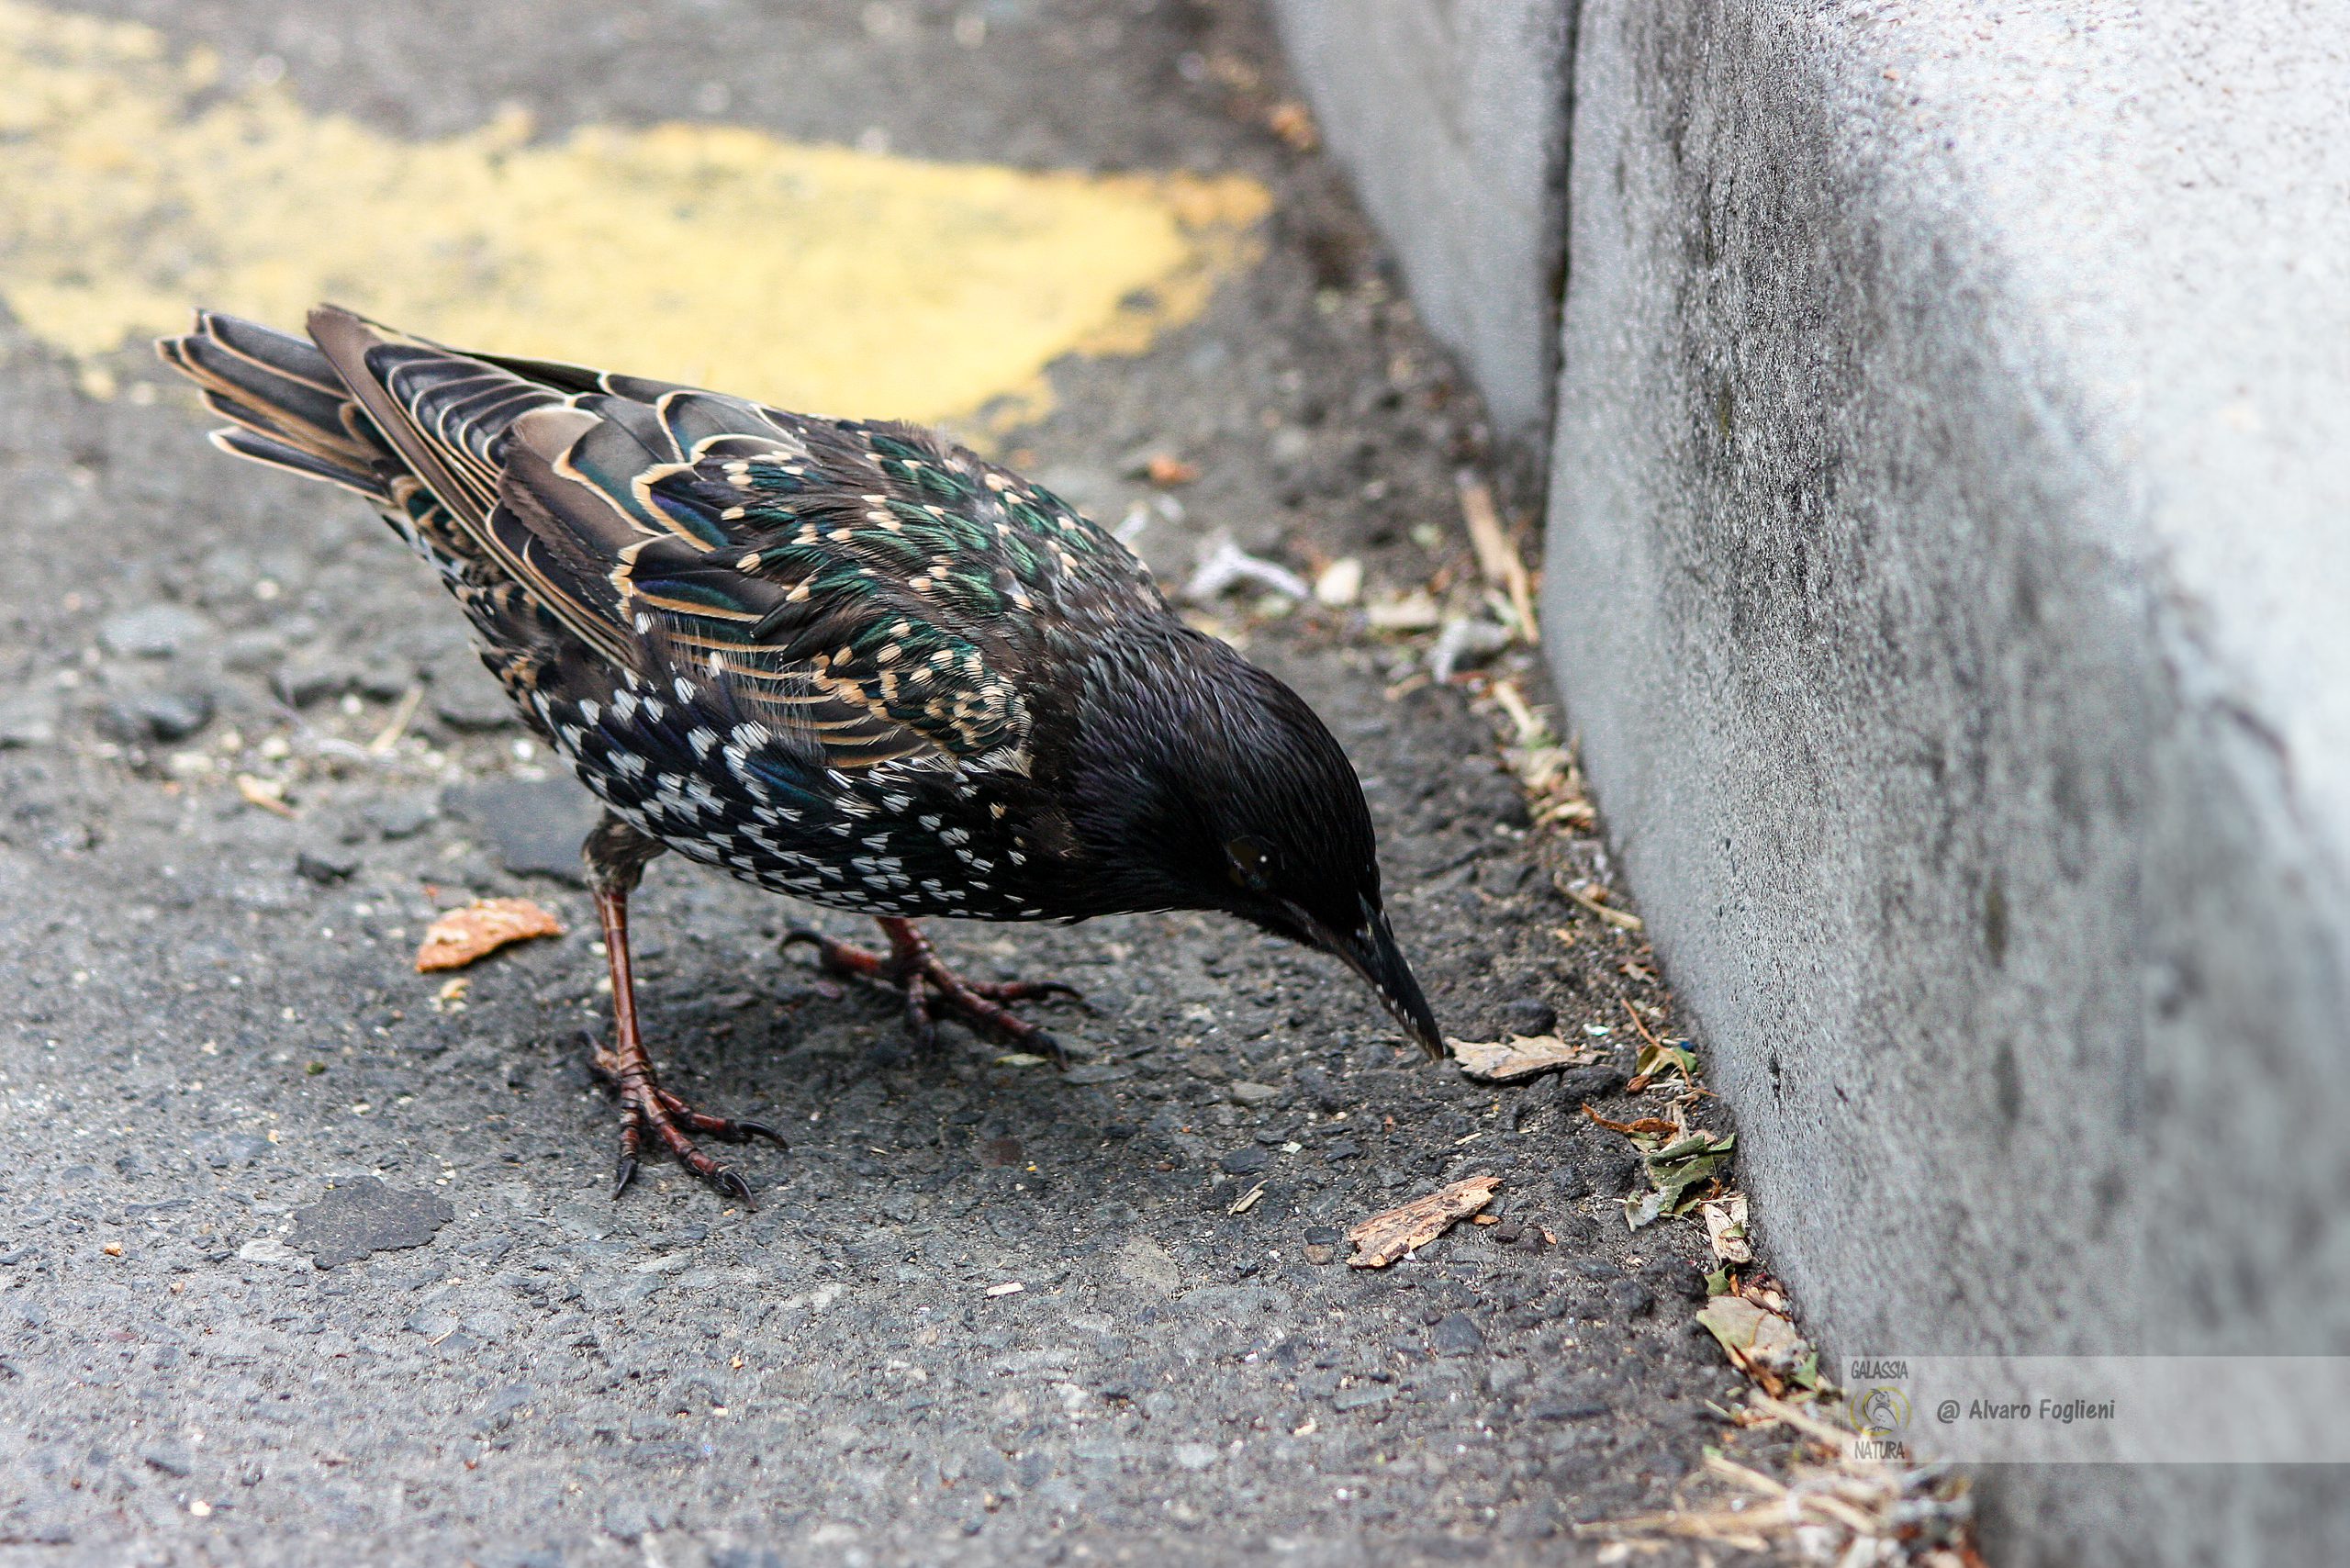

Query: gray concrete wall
left=1268, top=0, right=1570, bottom=445
left=1275, top=0, right=2350, bottom=1559
left=1543, top=3, right=2350, bottom=1563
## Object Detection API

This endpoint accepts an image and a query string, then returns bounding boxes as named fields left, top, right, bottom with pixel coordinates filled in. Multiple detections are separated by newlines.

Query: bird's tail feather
left=155, top=310, right=396, bottom=503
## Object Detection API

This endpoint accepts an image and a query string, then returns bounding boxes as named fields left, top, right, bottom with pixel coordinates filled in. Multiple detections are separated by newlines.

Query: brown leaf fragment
left=1144, top=453, right=1200, bottom=487
left=414, top=897, right=564, bottom=972
left=1345, top=1175, right=1500, bottom=1268
left=1583, top=1105, right=1679, bottom=1138
left=1447, top=1033, right=1603, bottom=1082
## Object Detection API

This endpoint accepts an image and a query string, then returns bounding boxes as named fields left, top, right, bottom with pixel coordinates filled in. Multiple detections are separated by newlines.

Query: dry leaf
left=1144, top=453, right=1199, bottom=487
left=1695, top=1294, right=1806, bottom=1379
left=1583, top=1105, right=1680, bottom=1138
left=1345, top=1174, right=1501, bottom=1268
left=1702, top=1195, right=1753, bottom=1265
left=1448, top=1034, right=1603, bottom=1082
left=414, top=897, right=565, bottom=972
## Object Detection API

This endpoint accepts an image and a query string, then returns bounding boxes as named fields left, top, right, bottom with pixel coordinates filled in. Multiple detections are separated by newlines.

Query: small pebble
left=1500, top=998, right=1558, bottom=1036
left=296, top=848, right=360, bottom=884
left=1218, top=1145, right=1270, bottom=1176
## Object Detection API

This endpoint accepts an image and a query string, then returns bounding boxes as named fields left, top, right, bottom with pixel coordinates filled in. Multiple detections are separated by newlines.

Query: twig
left=367, top=684, right=426, bottom=755
left=1456, top=473, right=1539, bottom=644
left=1489, top=678, right=1548, bottom=747
left=1749, top=1393, right=1867, bottom=1451
left=1562, top=883, right=1644, bottom=932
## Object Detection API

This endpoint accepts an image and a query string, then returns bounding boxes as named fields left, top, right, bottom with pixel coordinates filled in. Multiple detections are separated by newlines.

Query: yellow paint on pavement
left=0, top=3, right=1269, bottom=425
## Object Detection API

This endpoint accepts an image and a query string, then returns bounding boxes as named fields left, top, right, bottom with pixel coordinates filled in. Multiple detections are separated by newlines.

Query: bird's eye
left=1225, top=835, right=1272, bottom=891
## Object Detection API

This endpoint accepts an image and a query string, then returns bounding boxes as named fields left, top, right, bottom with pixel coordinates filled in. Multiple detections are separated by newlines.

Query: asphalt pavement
left=0, top=4, right=1758, bottom=1563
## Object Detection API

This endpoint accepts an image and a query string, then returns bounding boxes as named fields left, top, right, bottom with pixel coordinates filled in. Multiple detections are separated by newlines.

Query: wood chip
left=1345, top=1175, right=1501, bottom=1268
left=413, top=897, right=565, bottom=972
left=1313, top=556, right=1363, bottom=606
left=1447, top=1033, right=1604, bottom=1082
left=1363, top=589, right=1443, bottom=632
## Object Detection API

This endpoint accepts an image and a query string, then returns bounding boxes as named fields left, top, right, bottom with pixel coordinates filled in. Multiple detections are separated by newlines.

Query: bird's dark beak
left=1297, top=901, right=1445, bottom=1061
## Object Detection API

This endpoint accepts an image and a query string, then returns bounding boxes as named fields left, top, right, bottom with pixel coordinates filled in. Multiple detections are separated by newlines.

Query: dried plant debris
left=1142, top=452, right=1200, bottom=487
left=1583, top=1395, right=1982, bottom=1565
left=1311, top=557, right=1362, bottom=606
left=1361, top=588, right=1442, bottom=632
left=414, top=896, right=565, bottom=971
left=1702, top=1194, right=1754, bottom=1265
left=1556, top=874, right=1644, bottom=932
left=1626, top=1036, right=1700, bottom=1092
left=1583, top=1102, right=1736, bottom=1229
left=1626, top=1131, right=1738, bottom=1229
left=1265, top=99, right=1318, bottom=151
left=1455, top=474, right=1538, bottom=644
left=1486, top=679, right=1595, bottom=834
left=1185, top=532, right=1310, bottom=602
left=1446, top=1033, right=1605, bottom=1082
left=1345, top=1175, right=1501, bottom=1268
left=1696, top=1292, right=1815, bottom=1390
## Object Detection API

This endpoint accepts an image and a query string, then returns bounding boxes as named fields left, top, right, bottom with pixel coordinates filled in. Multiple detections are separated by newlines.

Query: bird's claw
left=595, top=1047, right=780, bottom=1205
left=787, top=920, right=1080, bottom=1057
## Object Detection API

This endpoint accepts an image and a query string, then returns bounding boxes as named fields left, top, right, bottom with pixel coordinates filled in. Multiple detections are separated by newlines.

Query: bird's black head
left=1061, top=624, right=1444, bottom=1058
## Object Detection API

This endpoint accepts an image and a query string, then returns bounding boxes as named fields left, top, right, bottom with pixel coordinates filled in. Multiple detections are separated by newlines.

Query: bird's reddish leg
left=584, top=813, right=785, bottom=1202
left=785, top=916, right=1080, bottom=1058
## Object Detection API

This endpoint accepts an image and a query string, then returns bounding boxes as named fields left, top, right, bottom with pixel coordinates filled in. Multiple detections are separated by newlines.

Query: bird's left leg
left=584, top=812, right=786, bottom=1202
left=784, top=917, right=1080, bottom=1057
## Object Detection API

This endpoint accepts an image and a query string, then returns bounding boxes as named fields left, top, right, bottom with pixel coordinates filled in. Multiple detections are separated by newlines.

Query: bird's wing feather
left=299, top=308, right=1165, bottom=778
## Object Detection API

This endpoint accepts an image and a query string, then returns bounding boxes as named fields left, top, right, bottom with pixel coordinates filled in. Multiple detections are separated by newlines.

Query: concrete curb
left=1269, top=0, right=1571, bottom=446
left=1279, top=2, right=2350, bottom=1562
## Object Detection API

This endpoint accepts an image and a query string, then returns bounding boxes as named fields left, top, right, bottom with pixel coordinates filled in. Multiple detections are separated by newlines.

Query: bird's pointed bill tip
left=1322, top=908, right=1444, bottom=1062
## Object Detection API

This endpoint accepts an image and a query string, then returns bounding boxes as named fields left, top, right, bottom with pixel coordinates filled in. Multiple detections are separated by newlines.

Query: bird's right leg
left=583, top=812, right=785, bottom=1202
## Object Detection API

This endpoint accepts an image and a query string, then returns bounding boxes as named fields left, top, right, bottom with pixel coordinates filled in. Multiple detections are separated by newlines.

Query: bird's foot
left=587, top=1033, right=788, bottom=1203
left=784, top=918, right=1080, bottom=1059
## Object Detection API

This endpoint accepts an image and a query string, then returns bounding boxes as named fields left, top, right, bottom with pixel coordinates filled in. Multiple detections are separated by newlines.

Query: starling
left=158, top=306, right=1443, bottom=1199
